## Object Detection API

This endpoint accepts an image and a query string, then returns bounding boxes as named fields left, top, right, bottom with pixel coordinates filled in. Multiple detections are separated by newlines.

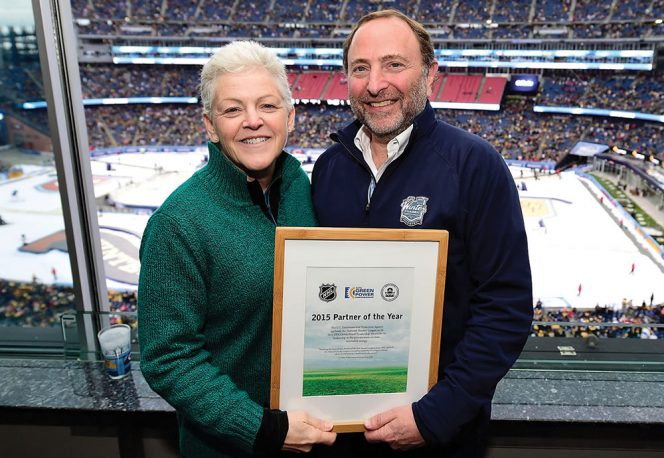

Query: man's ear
left=426, top=61, right=439, bottom=96
left=203, top=112, right=219, bottom=142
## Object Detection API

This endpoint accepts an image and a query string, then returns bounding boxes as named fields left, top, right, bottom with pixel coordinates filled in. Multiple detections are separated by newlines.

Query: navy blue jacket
left=312, top=102, right=533, bottom=446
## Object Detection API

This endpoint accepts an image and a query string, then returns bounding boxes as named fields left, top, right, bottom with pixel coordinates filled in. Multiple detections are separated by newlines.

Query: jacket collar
left=332, top=101, right=437, bottom=159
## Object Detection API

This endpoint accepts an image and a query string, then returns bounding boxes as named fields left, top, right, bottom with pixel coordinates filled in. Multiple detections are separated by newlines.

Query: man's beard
left=349, top=73, right=429, bottom=142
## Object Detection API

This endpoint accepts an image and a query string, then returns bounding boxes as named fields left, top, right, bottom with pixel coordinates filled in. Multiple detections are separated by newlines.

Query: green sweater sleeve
left=138, top=212, right=263, bottom=453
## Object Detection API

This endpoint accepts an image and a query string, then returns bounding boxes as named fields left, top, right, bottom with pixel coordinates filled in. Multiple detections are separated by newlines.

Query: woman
left=138, top=41, right=335, bottom=457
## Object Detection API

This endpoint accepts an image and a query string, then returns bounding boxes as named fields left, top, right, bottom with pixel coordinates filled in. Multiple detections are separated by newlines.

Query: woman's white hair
left=199, top=40, right=292, bottom=117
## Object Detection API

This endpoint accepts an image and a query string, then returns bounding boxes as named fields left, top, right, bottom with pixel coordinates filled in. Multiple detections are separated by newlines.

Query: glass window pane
left=67, top=4, right=664, bottom=371
left=0, top=1, right=78, bottom=349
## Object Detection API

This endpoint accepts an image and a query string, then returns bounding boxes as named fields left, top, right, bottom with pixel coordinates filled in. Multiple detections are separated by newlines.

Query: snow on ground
left=0, top=153, right=662, bottom=309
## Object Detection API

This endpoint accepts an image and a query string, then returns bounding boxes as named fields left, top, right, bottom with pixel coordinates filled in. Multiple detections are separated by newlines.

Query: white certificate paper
left=271, top=228, right=447, bottom=431
left=303, top=267, right=414, bottom=397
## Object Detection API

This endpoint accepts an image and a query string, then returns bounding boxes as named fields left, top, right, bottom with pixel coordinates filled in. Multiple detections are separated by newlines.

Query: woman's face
left=203, top=67, right=294, bottom=188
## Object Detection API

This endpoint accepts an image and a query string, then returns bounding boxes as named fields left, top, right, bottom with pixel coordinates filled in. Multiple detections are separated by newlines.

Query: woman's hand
left=281, top=411, right=337, bottom=453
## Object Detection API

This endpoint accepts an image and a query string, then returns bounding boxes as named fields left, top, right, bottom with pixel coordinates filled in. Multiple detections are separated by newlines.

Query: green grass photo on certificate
left=302, top=366, right=407, bottom=396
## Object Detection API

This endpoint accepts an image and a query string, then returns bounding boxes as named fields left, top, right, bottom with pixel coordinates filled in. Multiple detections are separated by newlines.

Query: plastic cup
left=97, top=324, right=132, bottom=379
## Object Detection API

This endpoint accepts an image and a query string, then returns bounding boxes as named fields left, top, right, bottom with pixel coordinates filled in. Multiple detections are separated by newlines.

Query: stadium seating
left=321, top=72, right=348, bottom=101
left=437, top=75, right=483, bottom=103
left=3, top=278, right=661, bottom=338
left=478, top=77, right=508, bottom=104
left=3, top=0, right=663, bottom=165
left=2, top=0, right=664, bottom=334
left=67, top=0, right=662, bottom=39
left=291, top=71, right=332, bottom=100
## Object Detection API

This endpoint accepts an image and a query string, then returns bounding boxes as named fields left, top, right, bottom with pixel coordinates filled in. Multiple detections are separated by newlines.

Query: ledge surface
left=1, top=359, right=663, bottom=424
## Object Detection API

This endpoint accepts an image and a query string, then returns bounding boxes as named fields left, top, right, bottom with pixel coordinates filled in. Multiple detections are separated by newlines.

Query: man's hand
left=364, top=404, right=425, bottom=450
left=282, top=411, right=337, bottom=453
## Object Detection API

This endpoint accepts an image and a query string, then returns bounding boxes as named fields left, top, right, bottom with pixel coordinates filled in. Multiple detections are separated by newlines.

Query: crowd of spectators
left=573, top=0, right=613, bottom=22
left=532, top=0, right=572, bottom=22
left=3, top=62, right=662, bottom=164
left=0, top=278, right=137, bottom=328
left=538, top=70, right=664, bottom=114
left=70, top=0, right=652, bottom=24
left=79, top=64, right=199, bottom=99
left=85, top=104, right=206, bottom=148
left=532, top=300, right=664, bottom=339
left=73, top=20, right=663, bottom=40
left=0, top=279, right=75, bottom=328
left=0, top=63, right=44, bottom=105
left=68, top=0, right=664, bottom=39
left=3, top=277, right=661, bottom=342
left=80, top=98, right=661, bottom=165
left=72, top=66, right=663, bottom=119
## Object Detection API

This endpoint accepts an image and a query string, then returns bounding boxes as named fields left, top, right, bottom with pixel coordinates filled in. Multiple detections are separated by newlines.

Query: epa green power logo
left=344, top=287, right=374, bottom=299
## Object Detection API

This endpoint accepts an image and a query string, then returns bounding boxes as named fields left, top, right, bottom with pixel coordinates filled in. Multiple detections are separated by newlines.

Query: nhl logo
left=400, top=196, right=429, bottom=227
left=319, top=284, right=337, bottom=302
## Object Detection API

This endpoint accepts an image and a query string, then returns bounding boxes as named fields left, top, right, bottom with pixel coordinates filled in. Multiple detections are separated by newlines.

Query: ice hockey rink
left=1, top=150, right=662, bottom=309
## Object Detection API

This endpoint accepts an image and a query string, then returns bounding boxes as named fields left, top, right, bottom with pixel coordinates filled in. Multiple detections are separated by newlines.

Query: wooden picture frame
left=271, top=227, right=448, bottom=432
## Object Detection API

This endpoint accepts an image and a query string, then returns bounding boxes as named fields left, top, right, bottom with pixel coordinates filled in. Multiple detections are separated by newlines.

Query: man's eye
left=388, top=62, right=404, bottom=69
left=352, top=66, right=368, bottom=74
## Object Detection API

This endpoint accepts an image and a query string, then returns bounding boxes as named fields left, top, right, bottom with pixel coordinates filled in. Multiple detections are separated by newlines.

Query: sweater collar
left=198, top=141, right=289, bottom=204
left=199, top=141, right=287, bottom=203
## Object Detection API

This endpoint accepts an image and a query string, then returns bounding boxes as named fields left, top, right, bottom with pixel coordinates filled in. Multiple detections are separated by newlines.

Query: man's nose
left=366, top=68, right=388, bottom=96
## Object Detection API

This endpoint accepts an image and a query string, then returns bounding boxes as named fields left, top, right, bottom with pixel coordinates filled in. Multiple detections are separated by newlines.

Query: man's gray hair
left=199, top=40, right=293, bottom=117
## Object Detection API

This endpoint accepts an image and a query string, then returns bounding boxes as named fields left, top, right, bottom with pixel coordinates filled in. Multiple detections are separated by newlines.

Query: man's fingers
left=365, top=409, right=395, bottom=431
left=364, top=405, right=424, bottom=449
left=365, top=412, right=395, bottom=443
left=365, top=426, right=386, bottom=443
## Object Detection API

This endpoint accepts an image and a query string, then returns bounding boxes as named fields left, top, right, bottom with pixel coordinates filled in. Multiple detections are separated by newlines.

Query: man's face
left=346, top=16, right=437, bottom=141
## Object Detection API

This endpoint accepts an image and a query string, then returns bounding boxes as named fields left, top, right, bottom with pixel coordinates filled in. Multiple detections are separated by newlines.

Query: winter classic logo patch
left=400, top=196, right=429, bottom=226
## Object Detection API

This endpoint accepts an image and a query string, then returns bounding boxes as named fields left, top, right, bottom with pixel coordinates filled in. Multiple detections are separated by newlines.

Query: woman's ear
left=203, top=113, right=219, bottom=142
left=287, top=106, right=296, bottom=133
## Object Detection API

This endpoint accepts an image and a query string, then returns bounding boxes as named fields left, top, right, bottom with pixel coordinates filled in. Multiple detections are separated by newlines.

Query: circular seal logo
left=381, top=283, right=399, bottom=301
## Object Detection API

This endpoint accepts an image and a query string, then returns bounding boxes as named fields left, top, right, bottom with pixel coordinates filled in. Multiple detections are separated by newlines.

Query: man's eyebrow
left=349, top=57, right=369, bottom=67
left=379, top=54, right=407, bottom=62
left=349, top=54, right=407, bottom=66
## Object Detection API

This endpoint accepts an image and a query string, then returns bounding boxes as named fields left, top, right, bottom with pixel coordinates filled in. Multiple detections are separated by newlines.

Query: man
left=311, top=9, right=533, bottom=456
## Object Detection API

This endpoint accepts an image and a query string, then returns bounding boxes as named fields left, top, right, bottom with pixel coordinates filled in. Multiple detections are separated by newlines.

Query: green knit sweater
left=138, top=142, right=316, bottom=457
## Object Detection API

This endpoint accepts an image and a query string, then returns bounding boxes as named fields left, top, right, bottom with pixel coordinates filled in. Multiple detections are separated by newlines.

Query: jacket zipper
left=332, top=124, right=418, bottom=216
left=333, top=134, right=376, bottom=215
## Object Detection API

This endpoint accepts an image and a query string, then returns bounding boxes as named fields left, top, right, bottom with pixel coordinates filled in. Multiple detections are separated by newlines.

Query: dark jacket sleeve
left=412, top=145, right=533, bottom=445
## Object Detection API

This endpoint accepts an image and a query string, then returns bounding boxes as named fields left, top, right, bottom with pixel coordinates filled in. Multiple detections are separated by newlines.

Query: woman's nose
left=243, top=107, right=264, bottom=129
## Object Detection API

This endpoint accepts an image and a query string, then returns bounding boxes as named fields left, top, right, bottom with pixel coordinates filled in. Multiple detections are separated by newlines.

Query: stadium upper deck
left=1, top=1, right=662, bottom=163
left=66, top=0, right=664, bottom=43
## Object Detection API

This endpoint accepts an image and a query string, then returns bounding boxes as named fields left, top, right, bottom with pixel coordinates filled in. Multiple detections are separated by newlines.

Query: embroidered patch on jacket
left=400, top=196, right=429, bottom=226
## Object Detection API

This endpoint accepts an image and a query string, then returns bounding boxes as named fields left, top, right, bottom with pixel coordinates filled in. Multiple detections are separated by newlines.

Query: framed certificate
left=271, top=227, right=448, bottom=432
